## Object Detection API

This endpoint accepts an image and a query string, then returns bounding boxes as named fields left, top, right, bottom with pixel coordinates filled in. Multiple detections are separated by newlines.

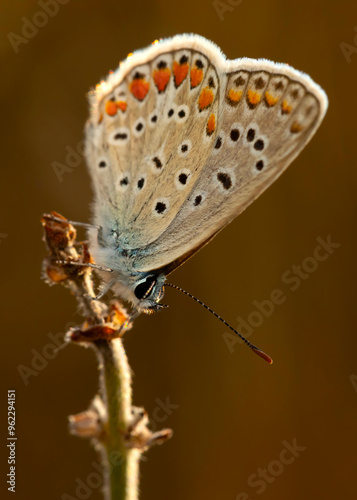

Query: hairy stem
left=96, top=339, right=139, bottom=500
left=42, top=213, right=172, bottom=500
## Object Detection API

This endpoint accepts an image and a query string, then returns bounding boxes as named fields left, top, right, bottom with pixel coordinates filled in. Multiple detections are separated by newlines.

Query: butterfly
left=82, top=34, right=327, bottom=356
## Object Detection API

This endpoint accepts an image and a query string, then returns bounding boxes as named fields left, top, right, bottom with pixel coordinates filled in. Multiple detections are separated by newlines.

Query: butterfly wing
left=134, top=57, right=328, bottom=273
left=85, top=36, right=223, bottom=249
left=85, top=35, right=327, bottom=275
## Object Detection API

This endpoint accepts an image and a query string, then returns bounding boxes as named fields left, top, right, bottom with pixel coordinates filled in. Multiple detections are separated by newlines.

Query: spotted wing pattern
left=85, top=35, right=328, bottom=274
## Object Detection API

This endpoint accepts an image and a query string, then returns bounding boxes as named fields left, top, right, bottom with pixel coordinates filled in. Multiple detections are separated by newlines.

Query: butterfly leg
left=55, top=260, right=113, bottom=273
left=90, top=279, right=116, bottom=300
left=43, top=213, right=101, bottom=232
left=116, top=309, right=140, bottom=336
left=43, top=212, right=103, bottom=252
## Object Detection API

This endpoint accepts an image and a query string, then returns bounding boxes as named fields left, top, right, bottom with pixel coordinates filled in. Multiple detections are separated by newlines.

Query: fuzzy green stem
left=96, top=339, right=139, bottom=500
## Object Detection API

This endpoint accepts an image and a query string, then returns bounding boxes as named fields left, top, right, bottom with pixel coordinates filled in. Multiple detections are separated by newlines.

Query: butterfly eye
left=134, top=276, right=157, bottom=300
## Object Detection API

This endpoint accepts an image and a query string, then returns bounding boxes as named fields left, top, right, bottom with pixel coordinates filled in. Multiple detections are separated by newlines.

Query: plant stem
left=96, top=339, right=139, bottom=500
left=42, top=213, right=172, bottom=500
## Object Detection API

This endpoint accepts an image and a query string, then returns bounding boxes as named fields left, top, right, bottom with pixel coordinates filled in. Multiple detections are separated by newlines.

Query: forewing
left=85, top=37, right=223, bottom=248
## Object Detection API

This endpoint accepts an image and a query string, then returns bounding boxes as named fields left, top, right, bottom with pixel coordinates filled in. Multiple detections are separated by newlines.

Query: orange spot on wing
left=190, top=67, right=203, bottom=88
left=105, top=100, right=127, bottom=116
left=153, top=67, right=171, bottom=92
left=206, top=114, right=216, bottom=136
left=281, top=99, right=292, bottom=114
left=173, top=61, right=189, bottom=87
left=247, top=89, right=261, bottom=106
left=116, top=101, right=127, bottom=112
left=130, top=78, right=150, bottom=101
left=198, top=87, right=214, bottom=111
left=226, top=88, right=243, bottom=106
left=290, top=122, right=303, bottom=133
left=105, top=100, right=118, bottom=116
left=264, top=92, right=279, bottom=107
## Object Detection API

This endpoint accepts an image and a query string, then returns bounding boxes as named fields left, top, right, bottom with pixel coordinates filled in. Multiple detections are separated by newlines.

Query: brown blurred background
left=1, top=0, right=357, bottom=499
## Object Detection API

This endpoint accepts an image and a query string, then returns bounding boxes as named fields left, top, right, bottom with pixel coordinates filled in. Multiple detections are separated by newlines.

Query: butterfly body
left=90, top=229, right=166, bottom=311
left=84, top=34, right=328, bottom=313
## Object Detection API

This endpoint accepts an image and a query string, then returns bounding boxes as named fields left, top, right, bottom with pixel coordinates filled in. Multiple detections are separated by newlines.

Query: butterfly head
left=131, top=273, right=167, bottom=313
left=88, top=229, right=167, bottom=313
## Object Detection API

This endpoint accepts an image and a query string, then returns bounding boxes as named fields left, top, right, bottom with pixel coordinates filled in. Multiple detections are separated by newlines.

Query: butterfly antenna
left=164, top=283, right=273, bottom=364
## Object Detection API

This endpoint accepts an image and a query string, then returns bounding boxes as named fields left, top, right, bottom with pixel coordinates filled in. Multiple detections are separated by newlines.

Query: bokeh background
left=1, top=0, right=357, bottom=499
